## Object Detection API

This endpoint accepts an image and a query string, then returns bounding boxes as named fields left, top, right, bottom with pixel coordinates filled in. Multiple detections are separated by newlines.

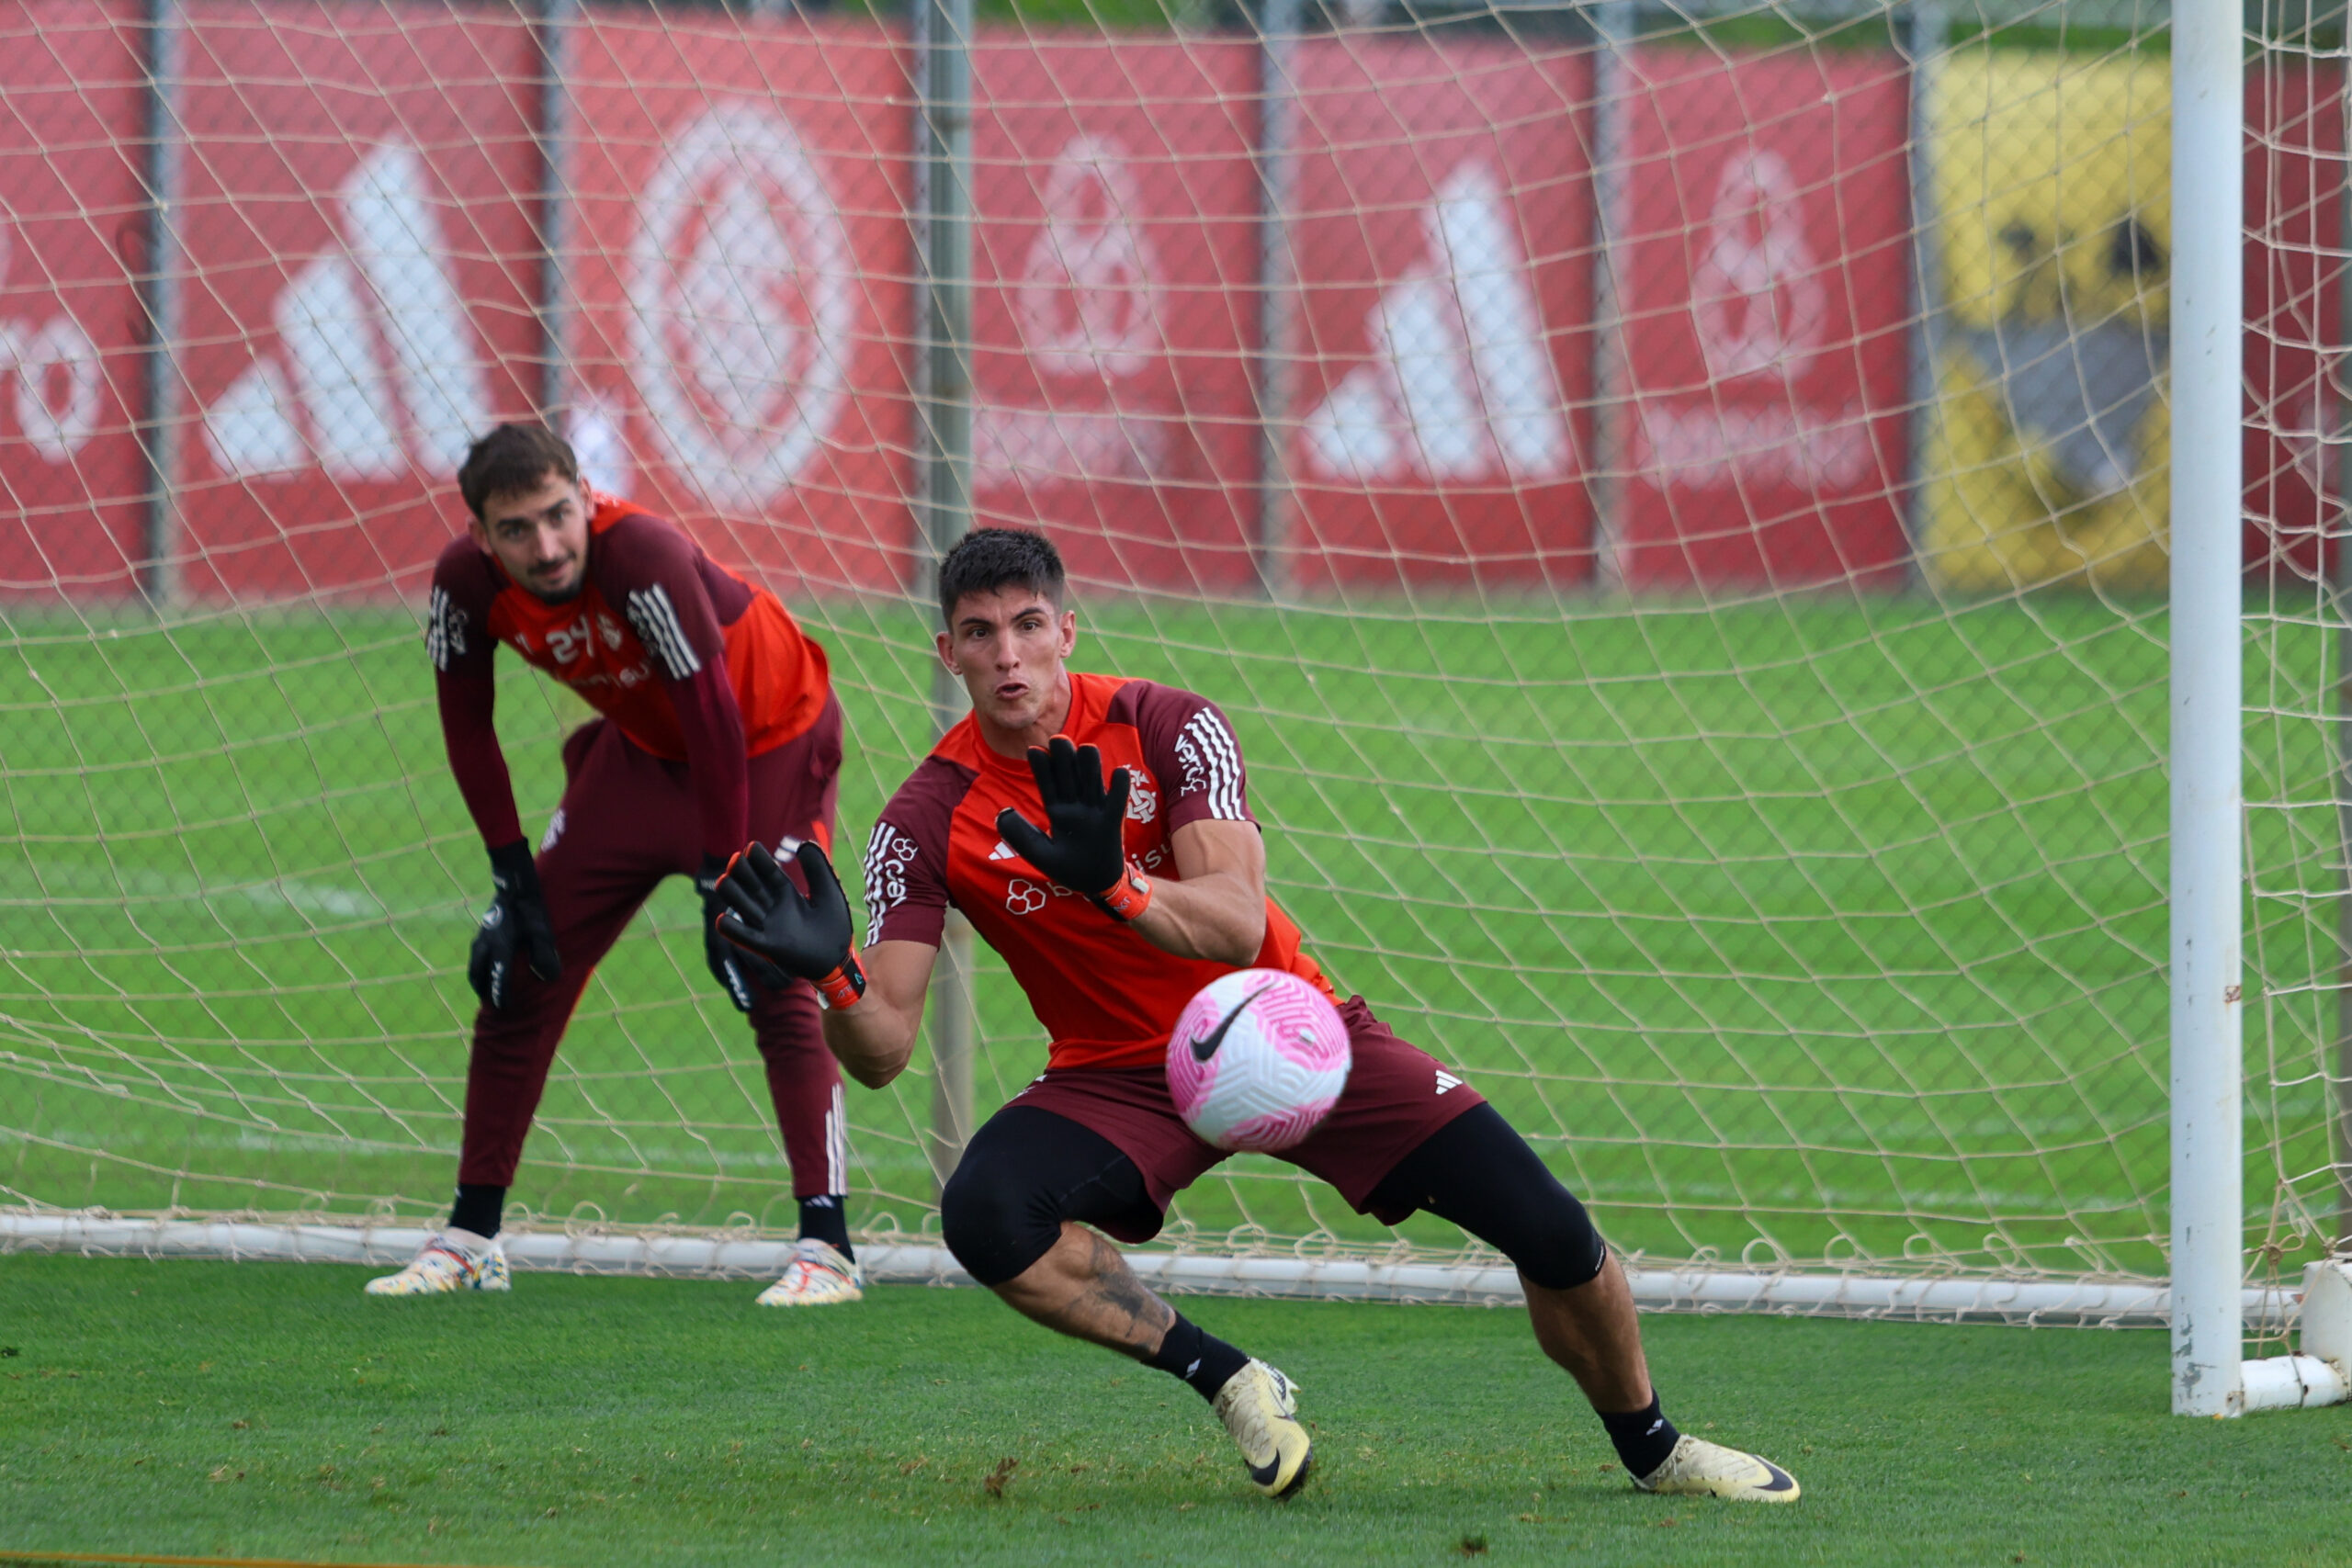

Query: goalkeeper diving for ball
left=366, top=422, right=861, bottom=1308
left=708, top=527, right=1799, bottom=1502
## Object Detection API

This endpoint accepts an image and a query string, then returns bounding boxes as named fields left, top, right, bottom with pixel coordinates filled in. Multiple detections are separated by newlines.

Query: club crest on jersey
left=1125, top=773, right=1158, bottom=825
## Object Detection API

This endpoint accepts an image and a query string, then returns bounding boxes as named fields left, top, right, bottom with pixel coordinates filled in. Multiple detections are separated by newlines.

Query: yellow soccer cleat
left=1212, top=1359, right=1313, bottom=1498
left=754, top=1238, right=865, bottom=1307
left=363, top=1231, right=510, bottom=1297
left=1634, top=1435, right=1801, bottom=1503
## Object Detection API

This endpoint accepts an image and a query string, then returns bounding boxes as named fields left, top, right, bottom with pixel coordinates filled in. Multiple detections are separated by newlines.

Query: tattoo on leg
left=1086, top=1230, right=1174, bottom=1349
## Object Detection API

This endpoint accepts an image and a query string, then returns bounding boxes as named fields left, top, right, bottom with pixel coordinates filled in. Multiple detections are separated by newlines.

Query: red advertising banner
left=172, top=1, right=543, bottom=601
left=1283, top=38, right=1595, bottom=593
left=1616, top=49, right=1913, bottom=590
left=2245, top=68, right=2344, bottom=584
left=563, top=13, right=914, bottom=598
left=0, top=3, right=149, bottom=597
left=6, top=19, right=2340, bottom=604
left=970, top=38, right=1261, bottom=595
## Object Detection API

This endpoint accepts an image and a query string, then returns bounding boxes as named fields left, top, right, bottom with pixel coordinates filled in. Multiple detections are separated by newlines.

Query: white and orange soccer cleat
left=753, top=1238, right=864, bottom=1307
left=1634, top=1435, right=1801, bottom=1503
left=362, top=1230, right=510, bottom=1297
left=1212, top=1359, right=1313, bottom=1498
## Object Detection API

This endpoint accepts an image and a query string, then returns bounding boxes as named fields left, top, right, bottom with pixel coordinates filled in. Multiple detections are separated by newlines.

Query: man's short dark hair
left=937, top=527, right=1066, bottom=626
left=458, top=423, right=579, bottom=520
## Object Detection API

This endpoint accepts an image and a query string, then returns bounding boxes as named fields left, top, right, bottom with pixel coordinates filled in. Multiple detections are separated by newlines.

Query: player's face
left=471, top=473, right=591, bottom=603
left=938, top=589, right=1077, bottom=746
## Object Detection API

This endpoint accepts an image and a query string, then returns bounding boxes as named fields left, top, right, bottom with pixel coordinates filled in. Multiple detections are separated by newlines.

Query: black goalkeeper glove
left=698, top=853, right=789, bottom=1012
left=468, top=840, right=561, bottom=1009
left=994, top=735, right=1153, bottom=922
left=713, top=841, right=867, bottom=1010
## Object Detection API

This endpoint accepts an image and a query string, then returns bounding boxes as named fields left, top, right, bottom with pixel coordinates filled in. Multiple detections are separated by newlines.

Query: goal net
left=1, top=0, right=2344, bottom=1311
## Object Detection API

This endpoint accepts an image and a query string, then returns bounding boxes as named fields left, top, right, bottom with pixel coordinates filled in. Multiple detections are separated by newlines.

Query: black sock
left=1145, top=1313, right=1251, bottom=1404
left=448, top=1183, right=504, bottom=1241
left=797, top=1195, right=852, bottom=1258
left=1599, top=1393, right=1681, bottom=1479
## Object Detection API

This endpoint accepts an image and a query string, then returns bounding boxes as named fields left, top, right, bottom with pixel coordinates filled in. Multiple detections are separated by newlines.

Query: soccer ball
left=1166, top=969, right=1351, bottom=1153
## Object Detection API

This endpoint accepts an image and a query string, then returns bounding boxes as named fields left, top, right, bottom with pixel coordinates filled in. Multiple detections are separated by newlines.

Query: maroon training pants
left=456, top=694, right=849, bottom=1200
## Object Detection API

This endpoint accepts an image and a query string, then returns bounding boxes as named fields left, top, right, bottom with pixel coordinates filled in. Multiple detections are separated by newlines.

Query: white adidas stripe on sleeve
left=624, top=583, right=703, bottom=679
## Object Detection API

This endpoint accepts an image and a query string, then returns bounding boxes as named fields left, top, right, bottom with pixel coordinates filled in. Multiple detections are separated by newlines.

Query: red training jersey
left=426, top=492, right=830, bottom=863
left=863, top=671, right=1334, bottom=1072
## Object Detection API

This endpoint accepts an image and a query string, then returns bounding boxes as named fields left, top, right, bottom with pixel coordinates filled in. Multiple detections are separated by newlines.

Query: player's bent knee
left=939, top=1144, right=1065, bottom=1289
left=1374, top=1103, right=1608, bottom=1292
left=1515, top=1183, right=1609, bottom=1293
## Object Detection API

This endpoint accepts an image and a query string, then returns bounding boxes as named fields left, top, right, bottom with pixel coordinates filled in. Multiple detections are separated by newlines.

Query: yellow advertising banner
left=1923, top=51, right=2171, bottom=592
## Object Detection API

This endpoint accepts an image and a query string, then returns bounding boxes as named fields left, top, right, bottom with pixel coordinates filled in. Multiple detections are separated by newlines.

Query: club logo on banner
left=203, top=143, right=492, bottom=481
left=983, top=134, right=1169, bottom=489
left=1691, top=149, right=1826, bottom=381
left=0, top=220, right=102, bottom=464
left=1302, top=162, right=1569, bottom=484
left=628, top=101, right=854, bottom=513
left=1016, top=136, right=1159, bottom=381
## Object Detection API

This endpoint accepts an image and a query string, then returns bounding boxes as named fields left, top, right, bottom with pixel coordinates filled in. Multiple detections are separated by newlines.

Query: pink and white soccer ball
left=1166, top=969, right=1351, bottom=1153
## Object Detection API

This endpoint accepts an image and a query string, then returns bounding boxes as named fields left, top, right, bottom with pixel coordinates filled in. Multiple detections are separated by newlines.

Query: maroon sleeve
left=859, top=758, right=970, bottom=948
left=594, top=515, right=749, bottom=863
left=1117, top=681, right=1256, bottom=834
left=427, top=538, right=524, bottom=850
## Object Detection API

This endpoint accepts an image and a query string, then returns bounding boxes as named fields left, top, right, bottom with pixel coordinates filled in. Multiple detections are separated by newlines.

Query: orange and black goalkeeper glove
left=713, top=841, right=866, bottom=1010
left=994, top=736, right=1153, bottom=922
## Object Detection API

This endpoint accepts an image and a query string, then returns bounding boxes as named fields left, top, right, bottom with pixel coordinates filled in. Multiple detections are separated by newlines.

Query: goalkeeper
left=712, top=527, right=1799, bottom=1501
left=366, top=422, right=861, bottom=1308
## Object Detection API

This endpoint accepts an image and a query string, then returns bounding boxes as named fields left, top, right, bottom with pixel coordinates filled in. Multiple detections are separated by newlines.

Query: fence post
left=1252, top=0, right=1301, bottom=601
left=1899, top=0, right=1946, bottom=581
left=137, top=0, right=183, bottom=610
left=533, top=0, right=575, bottom=423
left=914, top=0, right=978, bottom=1194
left=1584, top=0, right=1636, bottom=590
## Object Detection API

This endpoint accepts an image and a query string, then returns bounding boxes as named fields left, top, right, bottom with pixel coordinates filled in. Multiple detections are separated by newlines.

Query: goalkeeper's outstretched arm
left=819, top=941, right=935, bottom=1089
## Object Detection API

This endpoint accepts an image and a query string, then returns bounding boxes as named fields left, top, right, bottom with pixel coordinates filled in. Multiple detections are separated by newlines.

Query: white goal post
left=2171, top=0, right=2347, bottom=1418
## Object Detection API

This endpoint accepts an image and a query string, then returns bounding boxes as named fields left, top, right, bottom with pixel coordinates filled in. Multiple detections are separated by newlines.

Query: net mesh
left=1, top=0, right=2346, bottom=1293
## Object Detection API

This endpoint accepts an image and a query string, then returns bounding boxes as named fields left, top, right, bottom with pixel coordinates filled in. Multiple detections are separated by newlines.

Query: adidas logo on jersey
left=989, top=840, right=1018, bottom=861
left=1434, top=1070, right=1464, bottom=1095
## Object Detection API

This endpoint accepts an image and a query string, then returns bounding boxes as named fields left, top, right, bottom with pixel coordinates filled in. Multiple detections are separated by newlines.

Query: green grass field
left=1, top=593, right=2344, bottom=1280
left=4, top=1253, right=2351, bottom=1567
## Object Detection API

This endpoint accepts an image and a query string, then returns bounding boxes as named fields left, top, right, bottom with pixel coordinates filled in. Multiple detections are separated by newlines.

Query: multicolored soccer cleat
left=362, top=1231, right=510, bottom=1297
left=1634, top=1435, right=1801, bottom=1503
left=1212, top=1359, right=1312, bottom=1498
left=754, top=1237, right=865, bottom=1307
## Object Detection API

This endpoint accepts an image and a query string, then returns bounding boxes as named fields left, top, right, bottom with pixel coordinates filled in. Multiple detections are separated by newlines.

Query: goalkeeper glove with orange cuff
left=713, top=841, right=866, bottom=1010
left=469, top=840, right=561, bottom=1009
left=995, top=735, right=1154, bottom=923
left=697, top=853, right=789, bottom=1012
